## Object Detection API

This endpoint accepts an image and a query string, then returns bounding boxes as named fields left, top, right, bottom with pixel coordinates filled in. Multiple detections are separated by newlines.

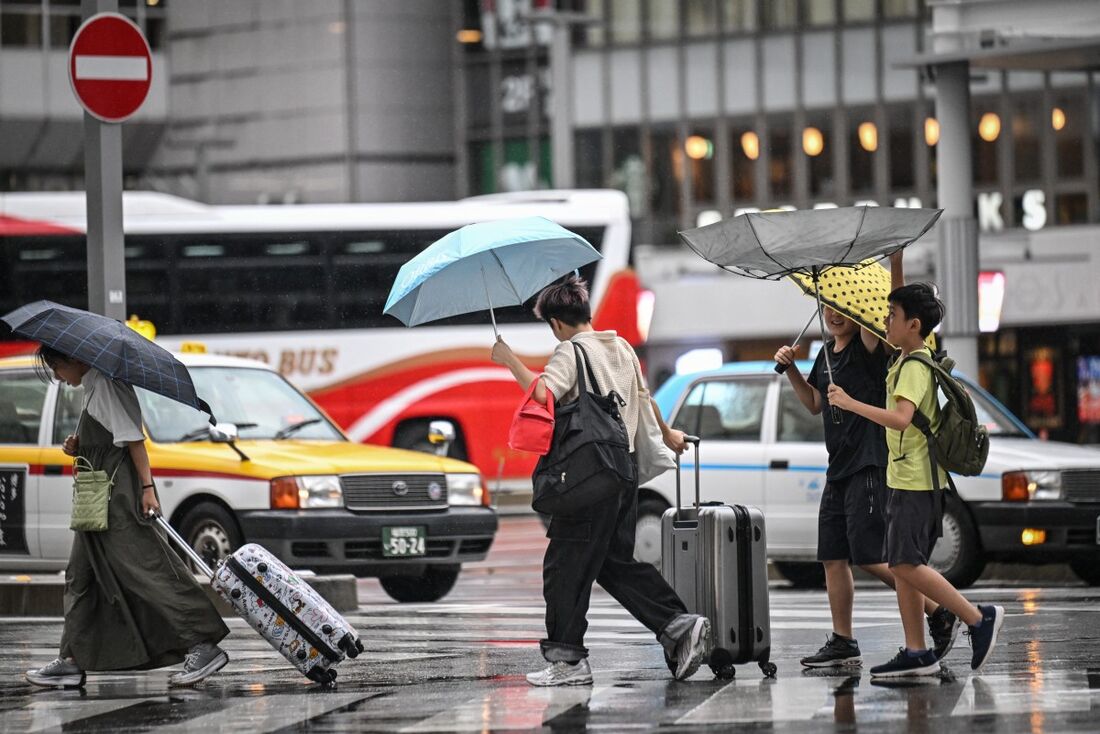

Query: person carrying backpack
left=491, top=275, right=712, bottom=686
left=826, top=284, right=1004, bottom=677
left=775, top=252, right=960, bottom=669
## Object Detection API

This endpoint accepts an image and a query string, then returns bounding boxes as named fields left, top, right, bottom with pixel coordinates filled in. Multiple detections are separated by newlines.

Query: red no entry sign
left=68, top=13, right=152, bottom=123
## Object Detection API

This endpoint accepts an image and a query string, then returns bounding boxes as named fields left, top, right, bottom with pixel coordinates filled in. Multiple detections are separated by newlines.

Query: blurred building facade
left=457, top=0, right=1100, bottom=442
left=0, top=0, right=456, bottom=203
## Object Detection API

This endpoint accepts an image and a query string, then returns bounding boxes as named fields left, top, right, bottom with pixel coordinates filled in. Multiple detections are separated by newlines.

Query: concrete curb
left=0, top=573, right=359, bottom=617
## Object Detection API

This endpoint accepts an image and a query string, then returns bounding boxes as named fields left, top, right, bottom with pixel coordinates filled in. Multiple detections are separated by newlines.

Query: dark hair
left=34, top=344, right=76, bottom=383
left=533, top=274, right=592, bottom=326
left=888, top=282, right=944, bottom=338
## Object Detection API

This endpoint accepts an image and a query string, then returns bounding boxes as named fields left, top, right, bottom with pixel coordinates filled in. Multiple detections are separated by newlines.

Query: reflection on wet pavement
left=1, top=519, right=1098, bottom=732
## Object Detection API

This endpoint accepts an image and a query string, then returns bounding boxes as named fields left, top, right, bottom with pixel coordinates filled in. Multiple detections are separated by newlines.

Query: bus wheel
left=179, top=502, right=242, bottom=574
left=380, top=565, right=460, bottom=603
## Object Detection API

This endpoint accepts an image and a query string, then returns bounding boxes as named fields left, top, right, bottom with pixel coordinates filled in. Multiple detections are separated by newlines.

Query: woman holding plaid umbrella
left=22, top=345, right=230, bottom=689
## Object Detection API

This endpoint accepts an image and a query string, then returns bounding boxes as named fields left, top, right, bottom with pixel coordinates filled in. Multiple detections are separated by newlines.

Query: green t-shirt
left=885, top=347, right=948, bottom=491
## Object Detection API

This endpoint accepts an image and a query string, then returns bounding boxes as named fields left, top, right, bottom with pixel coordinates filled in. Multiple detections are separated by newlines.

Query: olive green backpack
left=897, top=350, right=990, bottom=491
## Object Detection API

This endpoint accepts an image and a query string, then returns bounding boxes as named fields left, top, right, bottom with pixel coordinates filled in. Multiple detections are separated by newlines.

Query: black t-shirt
left=807, top=336, right=889, bottom=481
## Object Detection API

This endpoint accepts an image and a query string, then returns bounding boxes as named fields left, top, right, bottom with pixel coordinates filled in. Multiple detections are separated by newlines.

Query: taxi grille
left=341, top=473, right=448, bottom=511
left=1061, top=470, right=1100, bottom=503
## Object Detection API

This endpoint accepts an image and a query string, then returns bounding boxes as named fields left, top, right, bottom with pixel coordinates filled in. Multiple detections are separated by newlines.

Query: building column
left=933, top=61, right=979, bottom=378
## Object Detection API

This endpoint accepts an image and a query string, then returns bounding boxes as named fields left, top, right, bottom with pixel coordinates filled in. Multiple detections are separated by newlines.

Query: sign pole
left=80, top=0, right=125, bottom=320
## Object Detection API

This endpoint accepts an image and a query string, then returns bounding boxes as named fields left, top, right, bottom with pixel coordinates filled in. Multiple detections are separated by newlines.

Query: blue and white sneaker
left=869, top=648, right=941, bottom=678
left=966, top=604, right=1005, bottom=673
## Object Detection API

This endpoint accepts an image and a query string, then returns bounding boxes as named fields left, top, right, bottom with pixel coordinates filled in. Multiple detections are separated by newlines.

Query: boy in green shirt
left=826, top=283, right=1005, bottom=678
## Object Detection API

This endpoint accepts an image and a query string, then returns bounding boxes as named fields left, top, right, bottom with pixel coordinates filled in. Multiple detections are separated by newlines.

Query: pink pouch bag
left=508, top=378, right=555, bottom=455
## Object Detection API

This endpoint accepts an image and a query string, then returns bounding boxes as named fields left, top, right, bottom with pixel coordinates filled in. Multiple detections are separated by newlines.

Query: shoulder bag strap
left=572, top=342, right=603, bottom=395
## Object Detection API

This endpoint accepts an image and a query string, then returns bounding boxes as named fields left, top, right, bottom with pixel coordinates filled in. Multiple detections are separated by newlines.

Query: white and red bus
left=0, top=189, right=644, bottom=503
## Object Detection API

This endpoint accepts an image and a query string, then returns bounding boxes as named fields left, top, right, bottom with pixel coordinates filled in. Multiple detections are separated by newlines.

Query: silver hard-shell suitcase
left=156, top=516, right=364, bottom=685
left=660, top=436, right=776, bottom=678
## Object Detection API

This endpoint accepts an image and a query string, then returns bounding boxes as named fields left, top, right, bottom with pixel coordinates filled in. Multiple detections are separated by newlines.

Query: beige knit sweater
left=540, top=330, right=648, bottom=452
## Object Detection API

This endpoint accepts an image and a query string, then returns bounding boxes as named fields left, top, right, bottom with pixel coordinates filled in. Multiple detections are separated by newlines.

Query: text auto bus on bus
left=0, top=189, right=645, bottom=505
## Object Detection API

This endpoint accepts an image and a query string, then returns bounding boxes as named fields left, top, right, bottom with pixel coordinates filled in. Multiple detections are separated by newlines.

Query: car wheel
left=1070, top=559, right=1100, bottom=586
left=178, top=502, right=243, bottom=574
left=380, top=565, right=460, bottom=603
left=928, top=496, right=985, bottom=589
left=773, top=561, right=826, bottom=589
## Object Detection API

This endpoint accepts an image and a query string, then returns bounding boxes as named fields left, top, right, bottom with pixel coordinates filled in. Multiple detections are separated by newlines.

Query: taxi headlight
left=1001, top=470, right=1062, bottom=501
left=446, top=473, right=486, bottom=507
left=270, top=475, right=343, bottom=509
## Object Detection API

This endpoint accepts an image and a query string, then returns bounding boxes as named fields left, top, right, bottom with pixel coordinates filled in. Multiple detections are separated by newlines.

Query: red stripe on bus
left=0, top=215, right=78, bottom=235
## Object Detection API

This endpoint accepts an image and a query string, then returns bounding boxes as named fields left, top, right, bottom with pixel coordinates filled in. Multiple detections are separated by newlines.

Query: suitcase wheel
left=257, top=562, right=268, bottom=573
left=759, top=661, right=778, bottom=678
left=339, top=633, right=360, bottom=659
left=322, top=624, right=333, bottom=635
left=306, top=666, right=338, bottom=687
left=711, top=663, right=736, bottom=680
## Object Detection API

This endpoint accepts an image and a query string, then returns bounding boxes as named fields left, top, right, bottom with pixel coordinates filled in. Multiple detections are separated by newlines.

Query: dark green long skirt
left=59, top=413, right=228, bottom=671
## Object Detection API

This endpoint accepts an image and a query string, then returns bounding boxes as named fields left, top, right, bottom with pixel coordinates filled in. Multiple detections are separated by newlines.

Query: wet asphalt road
left=2, top=516, right=1099, bottom=732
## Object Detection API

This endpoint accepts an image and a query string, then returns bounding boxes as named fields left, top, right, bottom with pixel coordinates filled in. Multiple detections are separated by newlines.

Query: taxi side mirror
left=209, top=423, right=239, bottom=443
left=428, top=420, right=455, bottom=457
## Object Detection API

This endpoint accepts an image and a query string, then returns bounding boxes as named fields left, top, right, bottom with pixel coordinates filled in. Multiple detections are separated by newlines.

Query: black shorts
left=817, top=465, right=889, bottom=566
left=885, top=488, right=940, bottom=567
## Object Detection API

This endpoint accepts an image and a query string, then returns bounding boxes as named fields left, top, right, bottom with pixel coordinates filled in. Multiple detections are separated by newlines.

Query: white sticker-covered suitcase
left=157, top=517, right=364, bottom=685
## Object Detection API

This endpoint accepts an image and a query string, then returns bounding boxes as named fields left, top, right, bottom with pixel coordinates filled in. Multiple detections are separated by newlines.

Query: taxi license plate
left=382, top=526, right=426, bottom=557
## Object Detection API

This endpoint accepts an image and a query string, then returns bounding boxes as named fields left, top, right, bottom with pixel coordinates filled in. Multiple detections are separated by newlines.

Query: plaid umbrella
left=1, top=301, right=215, bottom=422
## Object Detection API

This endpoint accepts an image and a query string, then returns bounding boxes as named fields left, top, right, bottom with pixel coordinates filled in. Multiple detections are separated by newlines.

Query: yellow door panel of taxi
left=0, top=367, right=49, bottom=559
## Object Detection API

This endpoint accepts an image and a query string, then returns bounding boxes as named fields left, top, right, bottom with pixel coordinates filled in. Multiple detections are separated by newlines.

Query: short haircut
left=888, top=282, right=944, bottom=338
left=533, top=274, right=591, bottom=326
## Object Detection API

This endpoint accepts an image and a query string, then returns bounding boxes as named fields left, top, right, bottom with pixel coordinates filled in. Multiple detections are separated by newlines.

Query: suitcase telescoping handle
left=153, top=514, right=216, bottom=580
left=674, top=434, right=702, bottom=519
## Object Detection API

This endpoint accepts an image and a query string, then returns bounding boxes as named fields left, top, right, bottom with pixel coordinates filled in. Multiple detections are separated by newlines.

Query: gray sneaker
left=169, top=642, right=229, bottom=687
left=526, top=659, right=593, bottom=687
left=25, top=657, right=85, bottom=688
left=673, top=616, right=712, bottom=681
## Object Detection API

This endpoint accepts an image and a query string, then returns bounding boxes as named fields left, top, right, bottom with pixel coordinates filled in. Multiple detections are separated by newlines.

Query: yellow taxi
left=0, top=349, right=497, bottom=602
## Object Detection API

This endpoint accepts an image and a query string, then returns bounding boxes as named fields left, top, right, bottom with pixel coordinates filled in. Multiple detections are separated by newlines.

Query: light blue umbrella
left=384, top=216, right=602, bottom=337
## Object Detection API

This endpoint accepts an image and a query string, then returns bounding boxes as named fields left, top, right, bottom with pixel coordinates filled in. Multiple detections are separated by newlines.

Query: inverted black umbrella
left=679, top=206, right=942, bottom=421
left=2, top=301, right=215, bottom=422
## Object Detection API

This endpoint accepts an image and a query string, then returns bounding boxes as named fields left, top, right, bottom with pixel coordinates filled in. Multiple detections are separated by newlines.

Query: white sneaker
left=673, top=616, right=712, bottom=681
left=25, top=657, right=85, bottom=688
left=525, top=659, right=593, bottom=687
left=169, top=642, right=229, bottom=687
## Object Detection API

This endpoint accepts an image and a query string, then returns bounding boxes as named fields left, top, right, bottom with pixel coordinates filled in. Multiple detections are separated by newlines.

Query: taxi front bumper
left=237, top=506, right=498, bottom=576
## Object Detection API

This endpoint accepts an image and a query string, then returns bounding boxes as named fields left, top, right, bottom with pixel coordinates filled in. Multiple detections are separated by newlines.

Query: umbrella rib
left=838, top=205, right=869, bottom=271
left=743, top=215, right=793, bottom=277
left=490, top=249, right=524, bottom=303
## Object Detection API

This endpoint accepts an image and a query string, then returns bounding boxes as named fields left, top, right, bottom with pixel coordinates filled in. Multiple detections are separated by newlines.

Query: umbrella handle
left=774, top=311, right=818, bottom=374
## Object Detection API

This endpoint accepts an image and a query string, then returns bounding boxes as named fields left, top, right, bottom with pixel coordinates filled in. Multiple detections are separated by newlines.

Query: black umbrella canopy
left=678, top=206, right=943, bottom=280
left=1, top=301, right=215, bottom=422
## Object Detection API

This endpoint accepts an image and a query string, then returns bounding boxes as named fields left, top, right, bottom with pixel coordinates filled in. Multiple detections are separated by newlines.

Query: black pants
left=540, top=485, right=690, bottom=663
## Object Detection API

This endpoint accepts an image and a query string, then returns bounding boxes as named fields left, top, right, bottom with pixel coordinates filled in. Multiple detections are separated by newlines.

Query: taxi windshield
left=137, top=367, right=343, bottom=443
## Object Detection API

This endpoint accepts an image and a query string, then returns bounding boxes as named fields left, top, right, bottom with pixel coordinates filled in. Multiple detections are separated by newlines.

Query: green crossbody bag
left=70, top=455, right=120, bottom=532
left=69, top=390, right=120, bottom=532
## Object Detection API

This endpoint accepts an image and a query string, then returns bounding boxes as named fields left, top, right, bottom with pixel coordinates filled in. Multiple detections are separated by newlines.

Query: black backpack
left=896, top=350, right=990, bottom=493
left=531, top=342, right=637, bottom=516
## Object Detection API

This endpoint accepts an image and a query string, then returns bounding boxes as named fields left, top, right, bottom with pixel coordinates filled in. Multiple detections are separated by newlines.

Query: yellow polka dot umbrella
left=789, top=258, right=938, bottom=350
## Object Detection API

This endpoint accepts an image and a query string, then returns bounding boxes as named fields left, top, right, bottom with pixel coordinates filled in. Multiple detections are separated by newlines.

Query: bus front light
left=447, top=473, right=485, bottom=506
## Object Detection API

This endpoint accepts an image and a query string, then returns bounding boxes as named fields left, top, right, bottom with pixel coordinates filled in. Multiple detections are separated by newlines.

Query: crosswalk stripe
left=152, top=692, right=381, bottom=734
left=400, top=685, right=614, bottom=732
left=22, top=698, right=159, bottom=733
